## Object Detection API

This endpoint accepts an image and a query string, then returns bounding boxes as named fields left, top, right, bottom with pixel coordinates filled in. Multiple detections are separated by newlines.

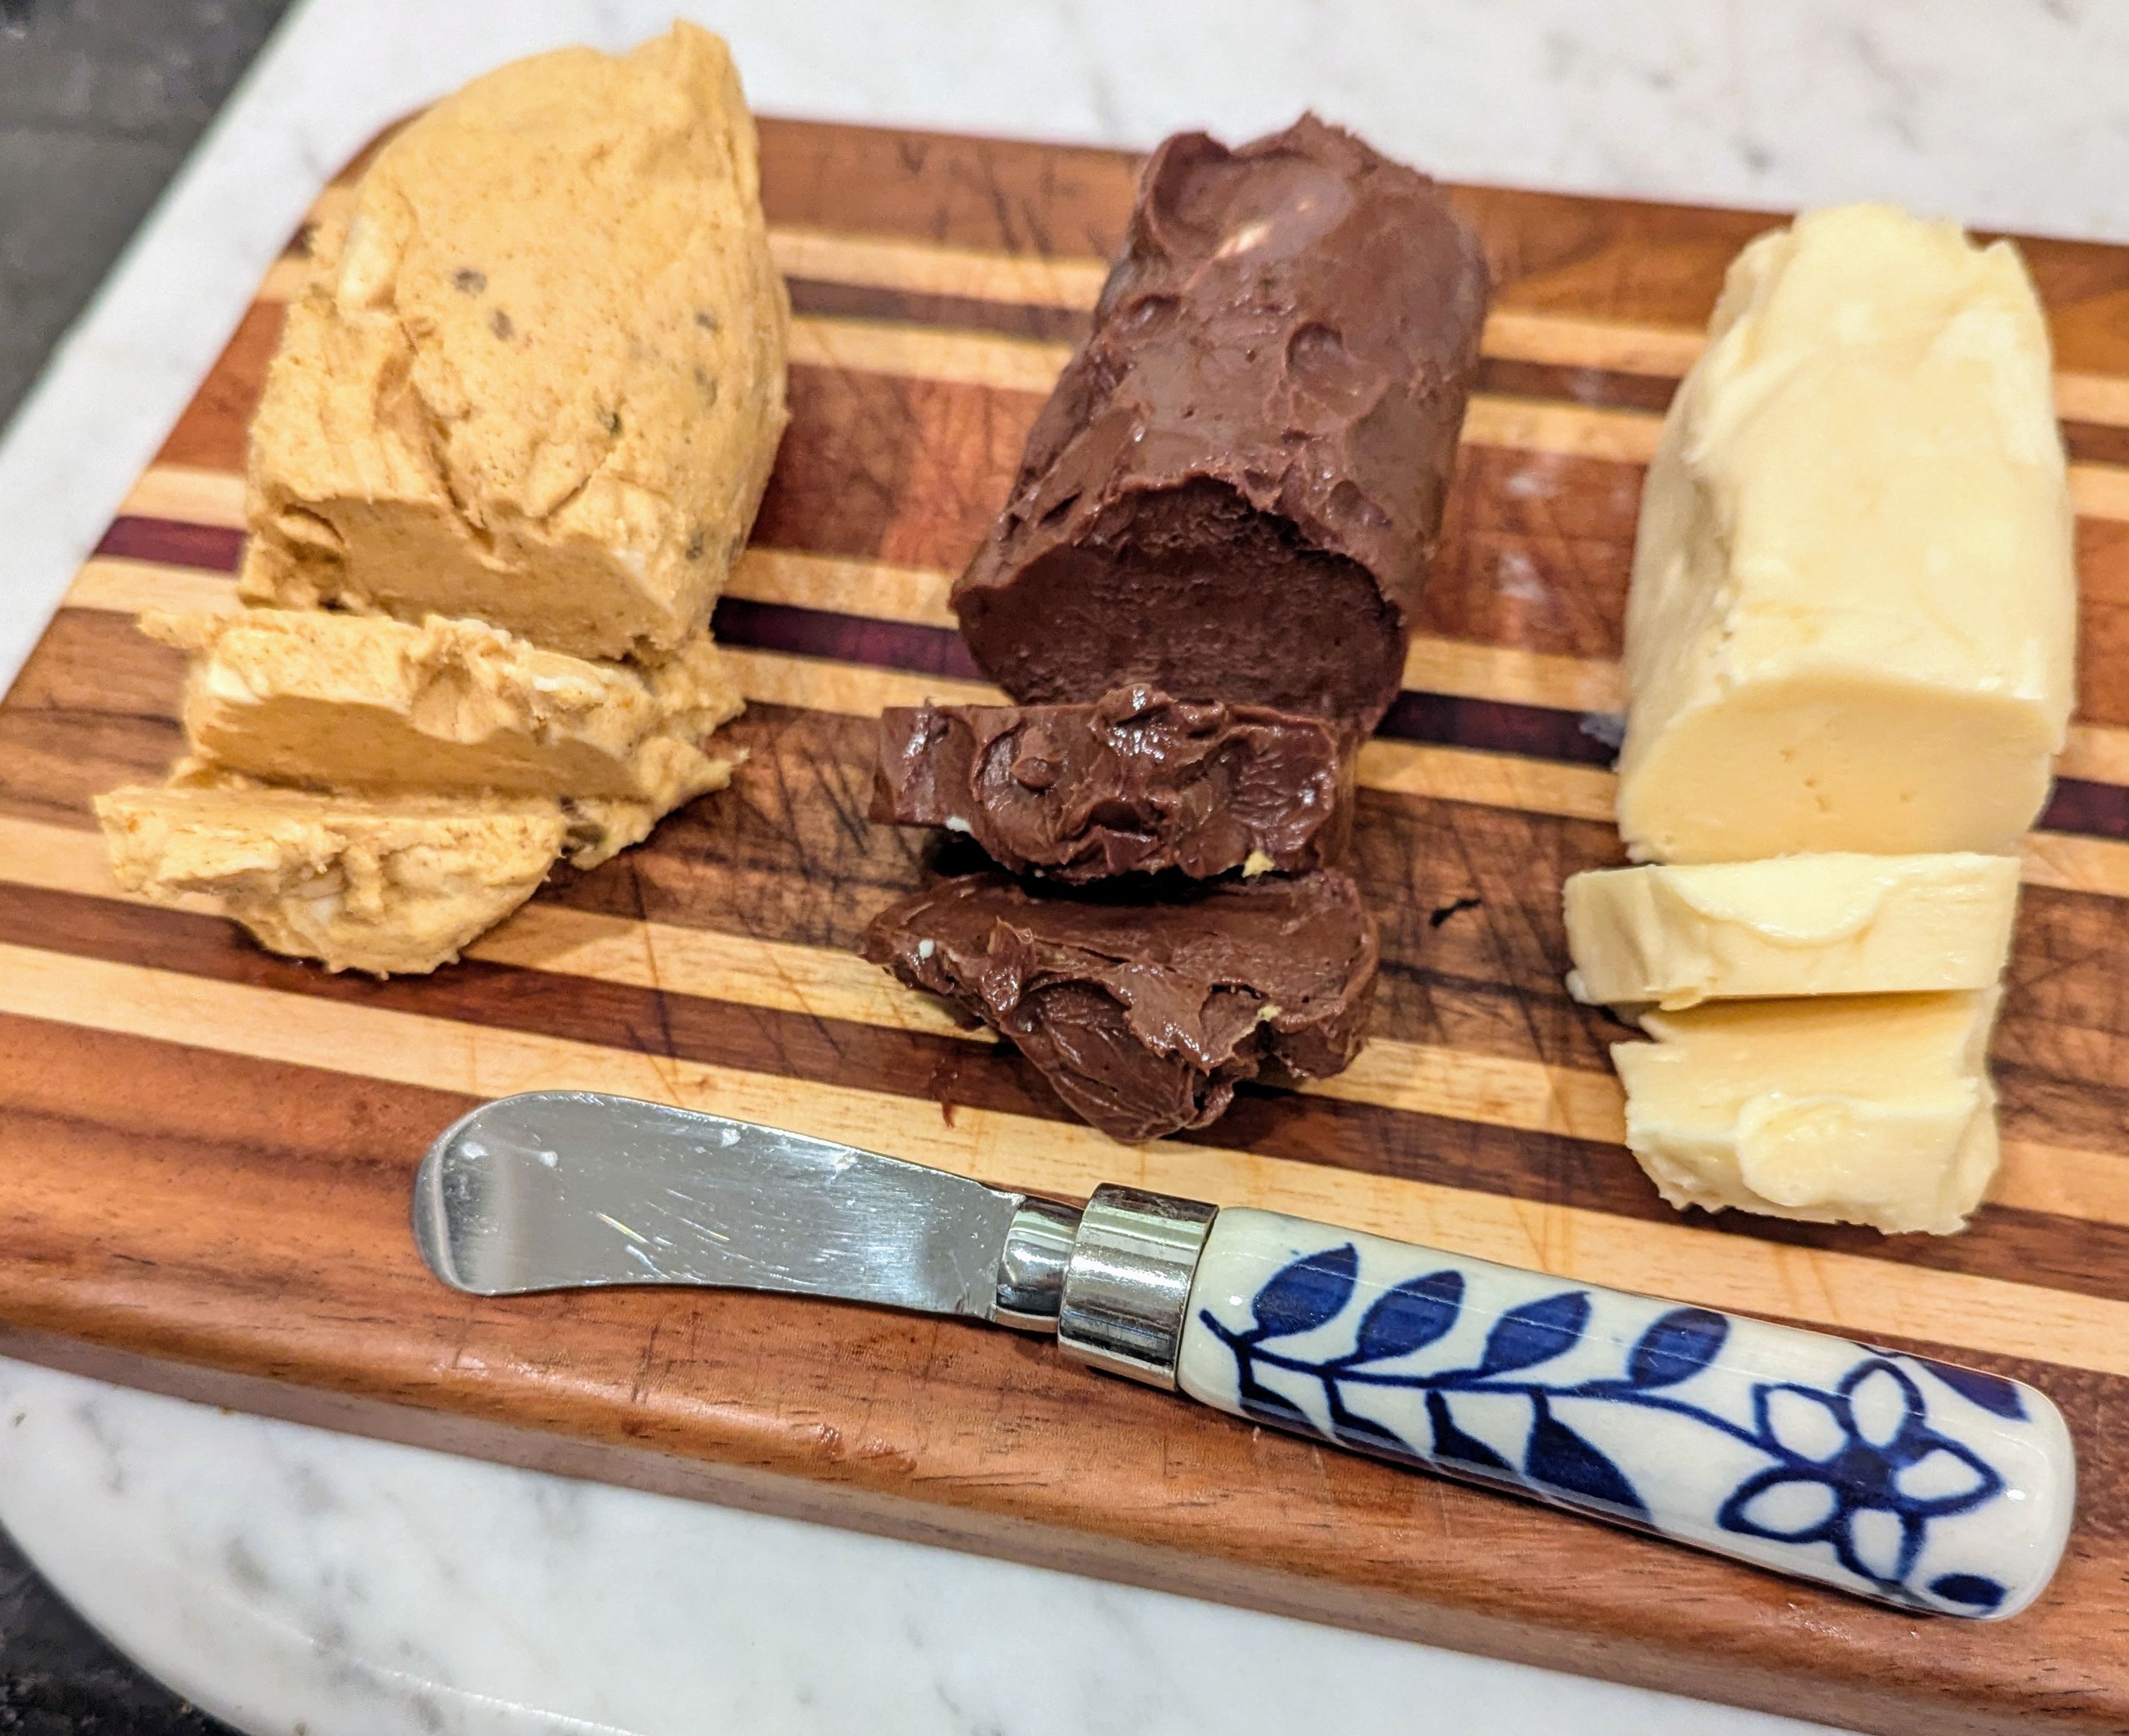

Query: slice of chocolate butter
left=861, top=870, right=1378, bottom=1142
left=870, top=685, right=1353, bottom=881
left=952, top=115, right=1489, bottom=734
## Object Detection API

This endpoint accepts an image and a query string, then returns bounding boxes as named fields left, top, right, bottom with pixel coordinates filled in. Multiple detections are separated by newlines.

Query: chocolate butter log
left=862, top=870, right=1378, bottom=1142
left=953, top=116, right=1489, bottom=733
left=870, top=685, right=1353, bottom=882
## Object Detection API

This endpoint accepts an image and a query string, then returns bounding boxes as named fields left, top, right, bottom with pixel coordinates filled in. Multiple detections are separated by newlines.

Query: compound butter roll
left=1617, top=204, right=2075, bottom=863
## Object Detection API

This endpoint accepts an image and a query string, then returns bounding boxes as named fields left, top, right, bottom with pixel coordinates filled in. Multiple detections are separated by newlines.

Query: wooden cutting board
left=6, top=119, right=2129, bottom=1735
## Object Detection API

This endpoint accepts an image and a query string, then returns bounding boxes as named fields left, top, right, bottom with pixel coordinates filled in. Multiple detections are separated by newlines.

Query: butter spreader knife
left=414, top=1090, right=2073, bottom=1617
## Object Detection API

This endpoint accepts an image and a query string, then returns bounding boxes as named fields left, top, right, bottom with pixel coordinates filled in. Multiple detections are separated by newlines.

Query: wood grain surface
left=6, top=118, right=2129, bottom=1734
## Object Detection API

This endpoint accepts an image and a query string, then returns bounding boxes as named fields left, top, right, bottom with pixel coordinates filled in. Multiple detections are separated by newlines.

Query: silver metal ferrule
left=1055, top=1185, right=1219, bottom=1389
left=990, top=1196, right=1083, bottom=1331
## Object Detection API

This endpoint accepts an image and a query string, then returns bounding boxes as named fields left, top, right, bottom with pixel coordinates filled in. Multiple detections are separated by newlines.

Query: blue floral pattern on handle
left=1176, top=1211, right=2072, bottom=1617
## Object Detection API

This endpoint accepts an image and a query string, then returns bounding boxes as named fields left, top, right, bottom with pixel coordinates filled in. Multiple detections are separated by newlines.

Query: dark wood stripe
left=757, top=118, right=1142, bottom=267
left=154, top=299, right=284, bottom=474
left=1377, top=687, right=1617, bottom=765
left=2037, top=778, right=2129, bottom=840
left=711, top=595, right=987, bottom=681
left=752, top=364, right=1036, bottom=571
left=95, top=516, right=245, bottom=571
left=2064, top=420, right=2129, bottom=468
left=0, top=712, right=181, bottom=828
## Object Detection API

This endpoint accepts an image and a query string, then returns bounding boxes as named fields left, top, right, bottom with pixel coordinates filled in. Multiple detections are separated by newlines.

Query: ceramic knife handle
left=1173, top=1207, right=2074, bottom=1618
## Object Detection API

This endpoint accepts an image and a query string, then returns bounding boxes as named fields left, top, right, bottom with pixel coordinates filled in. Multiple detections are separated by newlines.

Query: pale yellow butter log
left=96, top=784, right=568, bottom=975
left=1612, top=989, right=2000, bottom=1236
left=1616, top=205, right=2075, bottom=863
left=1565, top=853, right=2019, bottom=1011
left=237, top=23, right=790, bottom=660
left=146, top=609, right=742, bottom=866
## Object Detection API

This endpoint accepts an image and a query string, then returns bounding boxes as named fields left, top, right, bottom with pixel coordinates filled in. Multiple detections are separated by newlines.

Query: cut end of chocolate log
left=952, top=114, right=1490, bottom=733
left=860, top=870, right=1379, bottom=1143
left=869, top=685, right=1354, bottom=882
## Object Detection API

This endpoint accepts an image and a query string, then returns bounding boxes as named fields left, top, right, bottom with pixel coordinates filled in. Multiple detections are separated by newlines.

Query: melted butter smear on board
left=8, top=814, right=2129, bottom=1237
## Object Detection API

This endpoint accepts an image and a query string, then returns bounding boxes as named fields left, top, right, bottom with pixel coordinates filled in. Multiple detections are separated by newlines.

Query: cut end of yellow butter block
left=147, top=609, right=743, bottom=822
left=1565, top=852, right=2020, bottom=1010
left=1616, top=203, right=2075, bottom=863
left=96, top=783, right=569, bottom=975
left=1612, top=989, right=2000, bottom=1236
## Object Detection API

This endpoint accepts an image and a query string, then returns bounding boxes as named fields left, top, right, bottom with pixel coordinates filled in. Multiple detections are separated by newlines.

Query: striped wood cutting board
left=7, top=120, right=2129, bottom=1735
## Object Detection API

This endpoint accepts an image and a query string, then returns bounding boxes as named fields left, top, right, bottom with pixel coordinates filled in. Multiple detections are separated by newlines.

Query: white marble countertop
left=3, top=2, right=2125, bottom=1730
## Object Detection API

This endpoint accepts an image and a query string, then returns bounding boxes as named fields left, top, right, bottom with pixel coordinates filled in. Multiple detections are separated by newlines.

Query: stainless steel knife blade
left=414, top=1091, right=1031, bottom=1319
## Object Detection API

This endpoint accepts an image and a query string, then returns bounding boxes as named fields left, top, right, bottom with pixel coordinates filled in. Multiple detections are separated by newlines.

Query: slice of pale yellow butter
left=1612, top=989, right=2000, bottom=1235
left=1616, top=203, right=2075, bottom=863
left=1565, top=852, right=2019, bottom=1011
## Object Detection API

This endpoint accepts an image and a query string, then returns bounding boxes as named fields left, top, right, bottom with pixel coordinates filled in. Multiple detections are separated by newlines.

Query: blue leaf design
left=1921, top=1360, right=2029, bottom=1421
left=1478, top=1290, right=1591, bottom=1375
left=1425, top=1391, right=1514, bottom=1473
left=1627, top=1308, right=1729, bottom=1388
left=1524, top=1408, right=1647, bottom=1516
left=1929, top=1572, right=2006, bottom=1611
left=1351, top=1270, right=1464, bottom=1364
left=1250, top=1244, right=1359, bottom=1342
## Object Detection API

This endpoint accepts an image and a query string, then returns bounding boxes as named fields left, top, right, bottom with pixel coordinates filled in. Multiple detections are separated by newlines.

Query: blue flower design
left=1201, top=1244, right=2022, bottom=1612
left=1719, top=1360, right=2003, bottom=1599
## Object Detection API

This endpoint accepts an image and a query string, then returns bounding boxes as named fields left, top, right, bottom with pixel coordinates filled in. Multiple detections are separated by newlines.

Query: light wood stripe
left=2071, top=460, right=2129, bottom=521
left=1356, top=737, right=1617, bottom=823
left=722, top=644, right=1004, bottom=712
left=2055, top=371, right=2129, bottom=428
left=1463, top=395, right=1662, bottom=466
left=3, top=937, right=2125, bottom=1378
left=2016, top=829, right=2129, bottom=896
left=13, top=815, right=2129, bottom=1229
left=66, top=558, right=240, bottom=618
left=771, top=227, right=1110, bottom=310
left=119, top=464, right=245, bottom=528
left=1402, top=635, right=1625, bottom=713
left=1479, top=310, right=1701, bottom=377
left=258, top=254, right=308, bottom=303
left=787, top=315, right=1073, bottom=395
left=722, top=548, right=959, bottom=628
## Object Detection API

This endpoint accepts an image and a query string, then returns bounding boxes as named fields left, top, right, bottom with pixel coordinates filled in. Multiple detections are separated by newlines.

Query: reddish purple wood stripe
left=711, top=593, right=988, bottom=681
left=95, top=517, right=245, bottom=571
